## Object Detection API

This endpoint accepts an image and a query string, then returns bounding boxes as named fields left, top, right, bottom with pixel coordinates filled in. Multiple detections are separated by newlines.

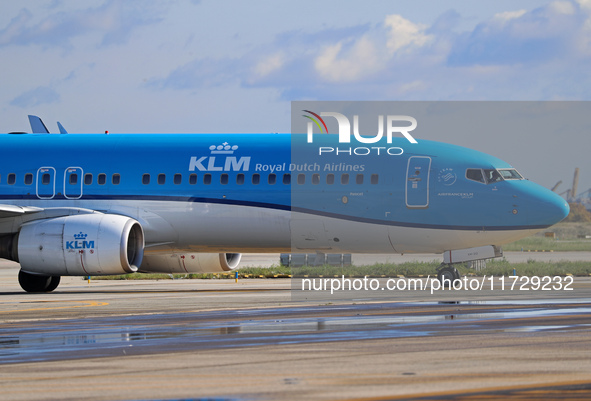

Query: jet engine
left=140, top=253, right=241, bottom=274
left=14, top=214, right=144, bottom=276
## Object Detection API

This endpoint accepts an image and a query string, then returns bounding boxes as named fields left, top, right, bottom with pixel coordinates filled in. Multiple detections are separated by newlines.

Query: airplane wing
left=0, top=205, right=109, bottom=240
left=0, top=205, right=43, bottom=218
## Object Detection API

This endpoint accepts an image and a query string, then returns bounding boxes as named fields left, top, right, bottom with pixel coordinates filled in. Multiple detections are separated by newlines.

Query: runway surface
left=1, top=260, right=591, bottom=400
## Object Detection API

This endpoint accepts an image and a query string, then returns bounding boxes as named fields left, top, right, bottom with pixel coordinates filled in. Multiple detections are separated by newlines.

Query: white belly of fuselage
left=0, top=199, right=541, bottom=254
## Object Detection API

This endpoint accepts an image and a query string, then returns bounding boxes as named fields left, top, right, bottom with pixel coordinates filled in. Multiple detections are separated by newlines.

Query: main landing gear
left=437, top=264, right=461, bottom=288
left=18, top=270, right=60, bottom=293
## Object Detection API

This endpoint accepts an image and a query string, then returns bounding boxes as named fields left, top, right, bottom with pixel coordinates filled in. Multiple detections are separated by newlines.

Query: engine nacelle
left=140, top=253, right=241, bottom=274
left=17, top=214, right=144, bottom=276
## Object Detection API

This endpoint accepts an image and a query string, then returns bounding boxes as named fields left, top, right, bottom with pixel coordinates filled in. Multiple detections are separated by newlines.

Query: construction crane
left=571, top=168, right=580, bottom=200
left=551, top=181, right=562, bottom=192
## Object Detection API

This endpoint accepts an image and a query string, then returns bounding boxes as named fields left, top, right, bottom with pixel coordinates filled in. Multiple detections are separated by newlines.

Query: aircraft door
left=36, top=167, right=56, bottom=199
left=405, top=156, right=431, bottom=208
left=64, top=167, right=83, bottom=199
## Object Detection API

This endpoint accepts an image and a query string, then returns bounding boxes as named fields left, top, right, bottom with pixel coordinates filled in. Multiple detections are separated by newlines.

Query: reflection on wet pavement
left=1, top=299, right=591, bottom=364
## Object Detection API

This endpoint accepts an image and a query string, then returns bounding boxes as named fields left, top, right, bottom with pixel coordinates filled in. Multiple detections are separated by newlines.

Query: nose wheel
left=437, top=264, right=460, bottom=288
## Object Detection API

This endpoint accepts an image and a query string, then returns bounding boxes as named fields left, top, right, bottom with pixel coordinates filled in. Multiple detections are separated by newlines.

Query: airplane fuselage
left=0, top=132, right=568, bottom=258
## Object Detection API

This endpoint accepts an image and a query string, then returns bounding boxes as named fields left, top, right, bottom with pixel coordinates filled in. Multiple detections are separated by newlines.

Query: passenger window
left=84, top=174, right=93, bottom=185
left=112, top=174, right=120, bottom=185
left=341, top=174, right=349, bottom=184
left=24, top=173, right=33, bottom=185
left=356, top=174, right=364, bottom=184
left=189, top=174, right=197, bottom=185
left=312, top=174, right=320, bottom=185
left=297, top=174, right=305, bottom=185
left=371, top=174, right=379, bottom=184
left=204, top=174, right=212, bottom=185
left=174, top=174, right=182, bottom=185
left=158, top=174, right=166, bottom=185
left=142, top=174, right=150, bottom=185
left=283, top=174, right=291, bottom=184
left=7, top=174, right=15, bottom=185
left=268, top=174, right=276, bottom=185
left=237, top=173, right=245, bottom=185
left=327, top=174, right=335, bottom=185
left=98, top=174, right=106, bottom=185
left=252, top=174, right=260, bottom=185
left=466, top=169, right=485, bottom=184
left=221, top=174, right=229, bottom=185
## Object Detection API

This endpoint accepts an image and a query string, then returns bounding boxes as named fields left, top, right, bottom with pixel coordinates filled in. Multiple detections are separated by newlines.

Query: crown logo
left=209, top=142, right=238, bottom=154
left=74, top=232, right=87, bottom=240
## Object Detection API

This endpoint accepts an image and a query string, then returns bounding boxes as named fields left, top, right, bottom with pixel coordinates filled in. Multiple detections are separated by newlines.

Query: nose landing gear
left=437, top=245, right=503, bottom=287
left=437, top=264, right=461, bottom=288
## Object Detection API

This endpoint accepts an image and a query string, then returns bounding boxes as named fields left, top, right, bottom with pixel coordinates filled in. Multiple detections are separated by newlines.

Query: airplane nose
left=546, top=192, right=570, bottom=223
left=557, top=197, right=570, bottom=221
left=516, top=181, right=570, bottom=226
left=533, top=188, right=570, bottom=226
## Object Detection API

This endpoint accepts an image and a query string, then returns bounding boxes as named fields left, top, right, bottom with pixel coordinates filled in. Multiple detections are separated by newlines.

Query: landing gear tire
left=437, top=265, right=460, bottom=288
left=18, top=270, right=61, bottom=293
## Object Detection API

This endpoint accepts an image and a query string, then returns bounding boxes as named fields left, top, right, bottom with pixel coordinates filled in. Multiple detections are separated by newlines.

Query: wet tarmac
left=1, top=265, right=591, bottom=400
left=2, top=300, right=591, bottom=366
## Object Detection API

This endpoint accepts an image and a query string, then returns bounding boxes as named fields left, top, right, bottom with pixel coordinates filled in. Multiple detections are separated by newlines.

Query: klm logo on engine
left=189, top=142, right=251, bottom=172
left=66, top=232, right=95, bottom=250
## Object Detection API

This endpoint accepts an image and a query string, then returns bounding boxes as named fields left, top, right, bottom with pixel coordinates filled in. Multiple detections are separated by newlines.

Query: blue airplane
left=0, top=116, right=569, bottom=292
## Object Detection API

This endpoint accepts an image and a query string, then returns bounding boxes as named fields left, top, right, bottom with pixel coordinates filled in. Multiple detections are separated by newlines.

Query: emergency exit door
left=36, top=167, right=56, bottom=199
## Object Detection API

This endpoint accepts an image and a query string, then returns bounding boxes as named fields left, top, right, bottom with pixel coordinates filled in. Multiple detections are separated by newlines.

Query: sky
left=1, top=0, right=590, bottom=195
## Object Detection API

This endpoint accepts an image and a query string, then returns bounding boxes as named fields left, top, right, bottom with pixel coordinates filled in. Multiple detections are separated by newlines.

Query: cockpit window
left=483, top=169, right=503, bottom=184
left=466, top=169, right=485, bottom=184
left=466, top=168, right=522, bottom=184
left=498, top=169, right=523, bottom=180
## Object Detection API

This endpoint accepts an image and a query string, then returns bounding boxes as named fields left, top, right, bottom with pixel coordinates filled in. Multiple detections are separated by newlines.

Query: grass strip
left=89, top=259, right=591, bottom=280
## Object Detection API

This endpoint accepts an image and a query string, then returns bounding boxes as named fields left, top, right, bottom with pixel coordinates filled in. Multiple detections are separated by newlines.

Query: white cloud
left=4, top=0, right=591, bottom=139
left=493, top=10, right=527, bottom=22
left=0, top=9, right=33, bottom=46
left=314, top=36, right=381, bottom=82
left=384, top=14, right=432, bottom=54
left=146, top=1, right=591, bottom=102
left=398, top=80, right=428, bottom=94
left=10, top=86, right=60, bottom=108
left=448, top=1, right=586, bottom=66
left=549, top=0, right=577, bottom=14
left=0, top=1, right=163, bottom=49
left=575, top=0, right=591, bottom=55
left=253, top=52, right=285, bottom=78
